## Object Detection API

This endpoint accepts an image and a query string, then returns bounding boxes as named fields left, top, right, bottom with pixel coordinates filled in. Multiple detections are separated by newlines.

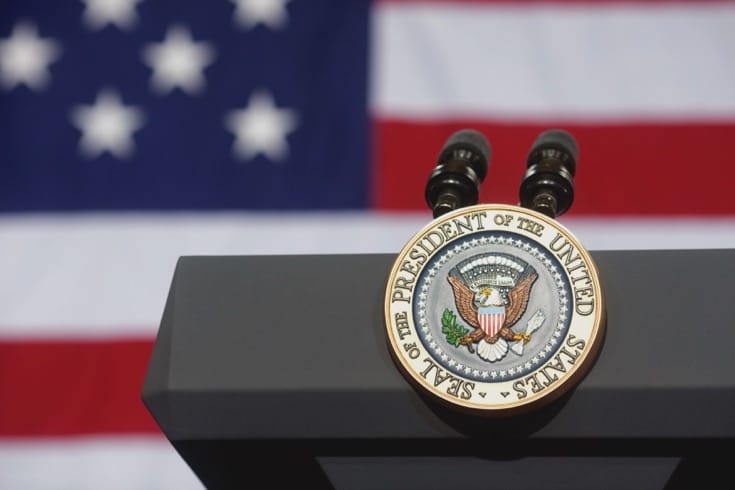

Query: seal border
left=384, top=203, right=606, bottom=417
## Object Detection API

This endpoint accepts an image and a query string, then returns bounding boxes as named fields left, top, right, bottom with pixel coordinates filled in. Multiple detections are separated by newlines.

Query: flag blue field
left=1, top=0, right=370, bottom=211
left=1, top=0, right=735, bottom=487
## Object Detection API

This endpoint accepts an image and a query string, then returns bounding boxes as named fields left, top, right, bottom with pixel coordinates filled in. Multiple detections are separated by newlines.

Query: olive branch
left=441, top=308, right=469, bottom=347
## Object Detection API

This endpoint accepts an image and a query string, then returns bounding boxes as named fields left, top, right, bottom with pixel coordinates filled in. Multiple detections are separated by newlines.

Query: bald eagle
left=447, top=272, right=538, bottom=362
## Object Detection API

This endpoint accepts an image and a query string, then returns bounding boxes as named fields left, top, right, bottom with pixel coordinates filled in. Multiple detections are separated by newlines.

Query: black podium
left=142, top=250, right=735, bottom=489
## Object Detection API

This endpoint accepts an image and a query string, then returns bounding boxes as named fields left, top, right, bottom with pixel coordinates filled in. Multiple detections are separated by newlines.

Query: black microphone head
left=527, top=129, right=578, bottom=176
left=519, top=129, right=578, bottom=218
left=438, top=129, right=491, bottom=181
left=425, top=129, right=491, bottom=218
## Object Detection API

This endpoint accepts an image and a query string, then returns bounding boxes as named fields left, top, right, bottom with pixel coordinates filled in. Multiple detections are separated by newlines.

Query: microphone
left=519, top=129, right=577, bottom=218
left=425, top=129, right=491, bottom=218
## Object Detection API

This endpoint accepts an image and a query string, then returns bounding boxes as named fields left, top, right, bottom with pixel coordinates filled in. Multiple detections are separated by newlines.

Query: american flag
left=1, top=0, right=734, bottom=487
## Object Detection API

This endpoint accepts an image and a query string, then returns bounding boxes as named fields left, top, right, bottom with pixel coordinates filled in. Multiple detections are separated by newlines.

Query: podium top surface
left=143, top=249, right=735, bottom=441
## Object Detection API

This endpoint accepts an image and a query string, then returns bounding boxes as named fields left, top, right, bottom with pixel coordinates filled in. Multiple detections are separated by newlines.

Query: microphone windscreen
left=438, top=129, right=491, bottom=181
left=530, top=129, right=578, bottom=174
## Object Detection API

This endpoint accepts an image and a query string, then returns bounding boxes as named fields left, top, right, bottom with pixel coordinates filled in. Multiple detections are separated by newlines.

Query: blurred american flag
left=1, top=0, right=734, bottom=487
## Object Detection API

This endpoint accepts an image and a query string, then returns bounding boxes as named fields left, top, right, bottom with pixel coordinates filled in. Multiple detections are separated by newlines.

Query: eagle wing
left=447, top=276, right=480, bottom=328
left=505, top=273, right=538, bottom=327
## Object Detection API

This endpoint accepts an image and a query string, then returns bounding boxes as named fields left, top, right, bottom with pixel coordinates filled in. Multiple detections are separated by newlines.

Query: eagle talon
left=513, top=333, right=532, bottom=344
left=459, top=336, right=475, bottom=353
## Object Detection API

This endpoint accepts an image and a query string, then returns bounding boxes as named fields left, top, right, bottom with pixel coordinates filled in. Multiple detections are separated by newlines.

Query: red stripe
left=373, top=119, right=735, bottom=215
left=494, top=313, right=504, bottom=336
left=0, top=339, right=159, bottom=436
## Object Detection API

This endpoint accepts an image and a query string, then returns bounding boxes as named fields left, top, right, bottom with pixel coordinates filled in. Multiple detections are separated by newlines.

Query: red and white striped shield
left=478, top=306, right=505, bottom=337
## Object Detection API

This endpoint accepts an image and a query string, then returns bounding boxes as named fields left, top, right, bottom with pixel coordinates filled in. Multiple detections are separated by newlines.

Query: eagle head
left=476, top=287, right=503, bottom=307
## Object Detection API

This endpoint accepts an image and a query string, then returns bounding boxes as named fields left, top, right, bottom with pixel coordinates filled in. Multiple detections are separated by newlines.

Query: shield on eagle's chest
left=478, top=306, right=505, bottom=337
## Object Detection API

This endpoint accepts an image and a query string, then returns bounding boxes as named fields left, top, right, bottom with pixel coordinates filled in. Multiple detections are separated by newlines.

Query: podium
left=142, top=250, right=735, bottom=489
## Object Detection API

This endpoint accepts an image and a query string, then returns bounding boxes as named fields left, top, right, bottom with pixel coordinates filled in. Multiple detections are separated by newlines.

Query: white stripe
left=0, top=437, right=203, bottom=490
left=1, top=213, right=734, bottom=337
left=372, top=3, right=735, bottom=119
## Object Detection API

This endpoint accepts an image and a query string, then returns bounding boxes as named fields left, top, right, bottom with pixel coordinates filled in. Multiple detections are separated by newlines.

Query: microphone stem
left=433, top=190, right=461, bottom=218
left=531, top=191, right=558, bottom=218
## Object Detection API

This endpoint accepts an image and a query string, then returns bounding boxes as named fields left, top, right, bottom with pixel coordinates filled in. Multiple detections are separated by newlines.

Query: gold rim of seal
left=384, top=203, right=606, bottom=416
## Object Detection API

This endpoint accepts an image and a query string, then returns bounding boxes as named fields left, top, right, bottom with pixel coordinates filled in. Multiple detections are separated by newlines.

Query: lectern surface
left=143, top=249, right=735, bottom=441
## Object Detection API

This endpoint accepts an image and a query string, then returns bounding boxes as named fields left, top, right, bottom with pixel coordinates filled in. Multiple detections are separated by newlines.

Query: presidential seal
left=384, top=204, right=605, bottom=416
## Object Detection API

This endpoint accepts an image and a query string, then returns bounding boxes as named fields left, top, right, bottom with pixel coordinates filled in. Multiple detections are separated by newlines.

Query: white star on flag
left=142, top=25, right=216, bottom=95
left=70, top=89, right=146, bottom=159
left=230, top=0, right=292, bottom=30
left=81, top=0, right=144, bottom=30
left=0, top=22, right=61, bottom=91
left=225, top=90, right=298, bottom=162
